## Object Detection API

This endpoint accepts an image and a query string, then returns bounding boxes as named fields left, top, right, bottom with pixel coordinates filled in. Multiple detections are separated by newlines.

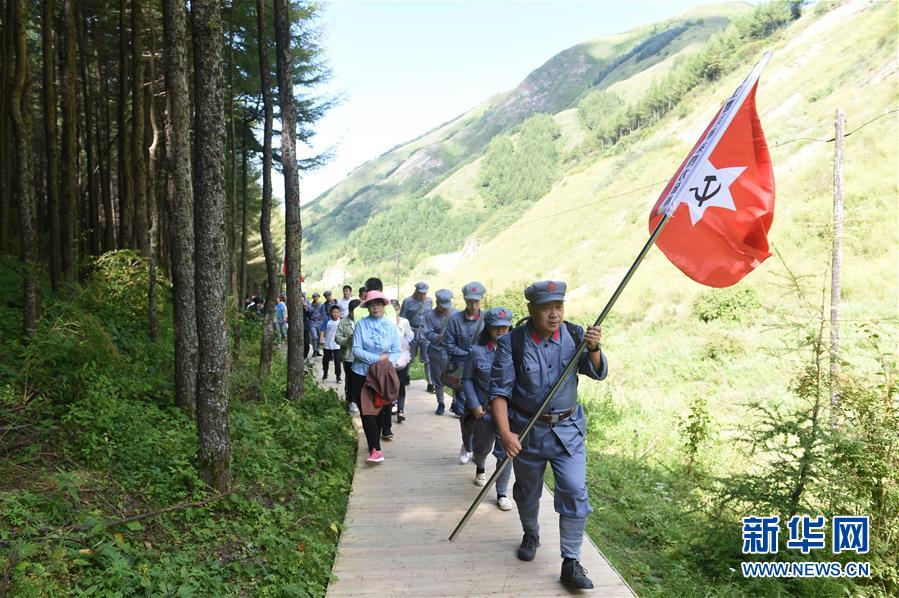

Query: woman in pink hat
left=349, top=290, right=401, bottom=463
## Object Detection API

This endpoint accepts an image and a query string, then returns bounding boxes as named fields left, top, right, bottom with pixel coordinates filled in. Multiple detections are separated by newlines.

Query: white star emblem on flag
left=680, top=159, right=746, bottom=226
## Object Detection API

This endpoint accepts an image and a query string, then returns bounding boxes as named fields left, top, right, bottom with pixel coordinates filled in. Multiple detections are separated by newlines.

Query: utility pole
left=830, top=107, right=844, bottom=428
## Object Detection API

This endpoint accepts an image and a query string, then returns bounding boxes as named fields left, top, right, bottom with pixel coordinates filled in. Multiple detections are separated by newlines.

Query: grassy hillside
left=302, top=1, right=897, bottom=595
left=300, top=3, right=752, bottom=282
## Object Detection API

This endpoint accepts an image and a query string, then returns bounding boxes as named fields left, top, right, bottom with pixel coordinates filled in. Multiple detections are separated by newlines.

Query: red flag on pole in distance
left=649, top=53, right=775, bottom=288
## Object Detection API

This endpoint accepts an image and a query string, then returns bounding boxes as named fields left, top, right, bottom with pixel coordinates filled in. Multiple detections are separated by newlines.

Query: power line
left=770, top=108, right=898, bottom=148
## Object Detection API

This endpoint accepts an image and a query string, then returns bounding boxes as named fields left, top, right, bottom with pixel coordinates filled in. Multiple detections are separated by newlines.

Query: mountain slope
left=301, top=3, right=752, bottom=273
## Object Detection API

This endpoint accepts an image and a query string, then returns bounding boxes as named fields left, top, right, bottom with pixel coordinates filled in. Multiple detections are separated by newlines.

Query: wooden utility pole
left=830, top=108, right=844, bottom=426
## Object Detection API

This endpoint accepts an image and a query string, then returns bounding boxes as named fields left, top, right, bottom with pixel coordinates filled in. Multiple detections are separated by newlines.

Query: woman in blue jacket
left=460, top=306, right=514, bottom=511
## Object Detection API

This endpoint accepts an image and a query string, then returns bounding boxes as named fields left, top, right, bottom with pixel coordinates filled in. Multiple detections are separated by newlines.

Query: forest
left=1, top=1, right=355, bottom=594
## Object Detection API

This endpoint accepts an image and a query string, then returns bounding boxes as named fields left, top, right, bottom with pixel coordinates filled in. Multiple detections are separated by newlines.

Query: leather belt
left=511, top=404, right=576, bottom=425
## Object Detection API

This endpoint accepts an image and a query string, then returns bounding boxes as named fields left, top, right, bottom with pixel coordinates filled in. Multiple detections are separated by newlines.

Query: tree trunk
left=60, top=0, right=79, bottom=282
left=0, top=0, right=12, bottom=255
left=256, top=0, right=278, bottom=379
left=162, top=0, right=198, bottom=413
left=227, top=5, right=238, bottom=313
left=41, top=0, right=62, bottom=288
left=78, top=14, right=100, bottom=258
left=117, top=0, right=132, bottom=248
left=12, top=0, right=40, bottom=336
left=93, top=36, right=116, bottom=252
left=131, top=0, right=148, bottom=255
left=239, top=120, right=249, bottom=316
left=191, top=0, right=231, bottom=491
left=274, top=0, right=304, bottom=400
left=147, top=16, right=160, bottom=343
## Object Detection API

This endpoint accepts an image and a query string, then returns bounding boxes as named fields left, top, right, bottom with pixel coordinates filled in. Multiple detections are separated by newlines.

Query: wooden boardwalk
left=322, top=368, right=635, bottom=597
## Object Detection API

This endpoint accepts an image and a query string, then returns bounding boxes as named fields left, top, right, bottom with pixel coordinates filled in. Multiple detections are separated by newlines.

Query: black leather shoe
left=561, top=559, right=594, bottom=590
left=426, top=383, right=435, bottom=394
left=516, top=532, right=540, bottom=561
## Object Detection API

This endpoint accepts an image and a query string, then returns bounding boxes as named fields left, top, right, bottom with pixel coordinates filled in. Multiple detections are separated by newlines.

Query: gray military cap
left=462, top=281, right=487, bottom=301
left=524, top=280, right=567, bottom=305
left=435, top=289, right=454, bottom=308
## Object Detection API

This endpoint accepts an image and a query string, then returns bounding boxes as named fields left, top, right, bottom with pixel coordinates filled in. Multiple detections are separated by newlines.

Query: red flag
left=649, top=53, right=775, bottom=288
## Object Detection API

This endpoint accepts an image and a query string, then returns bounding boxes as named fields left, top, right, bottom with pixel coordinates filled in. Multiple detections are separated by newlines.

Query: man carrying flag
left=451, top=53, right=776, bottom=591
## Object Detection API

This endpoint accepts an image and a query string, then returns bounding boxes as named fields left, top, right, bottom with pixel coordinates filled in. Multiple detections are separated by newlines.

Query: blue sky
left=294, top=0, right=728, bottom=203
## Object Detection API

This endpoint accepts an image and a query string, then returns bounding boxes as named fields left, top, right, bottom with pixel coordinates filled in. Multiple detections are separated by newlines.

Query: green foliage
left=692, top=287, right=761, bottom=322
left=0, top=255, right=356, bottom=596
left=479, top=113, right=562, bottom=207
left=577, top=90, right=626, bottom=142
left=346, top=193, right=481, bottom=276
left=678, top=395, right=711, bottom=474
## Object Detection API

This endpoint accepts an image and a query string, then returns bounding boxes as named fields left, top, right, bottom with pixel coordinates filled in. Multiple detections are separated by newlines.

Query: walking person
left=309, top=292, right=324, bottom=356
left=400, top=282, right=434, bottom=392
left=275, top=292, right=288, bottom=343
left=461, top=306, right=515, bottom=511
left=320, top=304, right=342, bottom=383
left=421, top=289, right=456, bottom=416
left=391, top=299, right=414, bottom=424
left=337, top=285, right=353, bottom=318
left=349, top=291, right=401, bottom=463
left=444, top=281, right=488, bottom=464
left=336, top=299, right=361, bottom=413
left=489, top=280, right=607, bottom=590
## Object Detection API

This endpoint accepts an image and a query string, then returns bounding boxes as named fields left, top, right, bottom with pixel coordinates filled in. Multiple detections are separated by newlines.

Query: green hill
left=301, top=2, right=753, bottom=276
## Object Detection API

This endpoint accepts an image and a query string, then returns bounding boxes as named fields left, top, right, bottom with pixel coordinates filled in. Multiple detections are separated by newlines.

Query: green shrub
left=692, top=287, right=760, bottom=322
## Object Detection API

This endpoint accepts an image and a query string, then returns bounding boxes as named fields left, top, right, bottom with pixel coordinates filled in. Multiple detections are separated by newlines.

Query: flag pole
left=449, top=213, right=671, bottom=542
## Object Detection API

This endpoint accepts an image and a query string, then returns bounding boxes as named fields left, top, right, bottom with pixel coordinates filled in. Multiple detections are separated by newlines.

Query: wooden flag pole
left=449, top=213, right=671, bottom=542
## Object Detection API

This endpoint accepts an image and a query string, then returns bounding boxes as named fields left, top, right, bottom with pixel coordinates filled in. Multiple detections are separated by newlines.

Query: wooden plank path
left=318, top=365, right=635, bottom=597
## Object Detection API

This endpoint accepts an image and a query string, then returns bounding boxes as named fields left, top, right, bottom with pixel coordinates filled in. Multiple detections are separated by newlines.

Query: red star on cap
left=499, top=310, right=506, bottom=318
left=546, top=282, right=557, bottom=292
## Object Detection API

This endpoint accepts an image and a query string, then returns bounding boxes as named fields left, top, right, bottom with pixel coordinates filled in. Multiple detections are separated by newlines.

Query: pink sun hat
left=360, top=290, right=390, bottom=308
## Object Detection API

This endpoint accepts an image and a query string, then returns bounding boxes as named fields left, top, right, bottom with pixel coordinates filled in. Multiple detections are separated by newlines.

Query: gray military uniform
left=488, top=281, right=608, bottom=560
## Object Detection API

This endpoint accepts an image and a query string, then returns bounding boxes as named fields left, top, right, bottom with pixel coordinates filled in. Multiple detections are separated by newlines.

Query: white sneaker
left=348, top=402, right=359, bottom=414
left=458, top=446, right=472, bottom=464
left=497, top=496, right=513, bottom=511
left=474, top=472, right=487, bottom=486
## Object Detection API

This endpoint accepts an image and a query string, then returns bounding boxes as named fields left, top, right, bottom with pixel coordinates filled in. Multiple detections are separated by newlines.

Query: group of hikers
left=285, top=275, right=607, bottom=590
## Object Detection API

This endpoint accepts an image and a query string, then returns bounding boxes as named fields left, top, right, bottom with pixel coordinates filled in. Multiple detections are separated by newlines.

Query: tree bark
left=117, top=0, right=133, bottom=248
left=0, top=0, right=12, bottom=254
left=239, top=120, right=249, bottom=317
left=60, top=0, right=79, bottom=281
left=256, top=0, right=278, bottom=379
left=147, top=17, right=161, bottom=343
left=191, top=0, right=231, bottom=491
left=227, top=4, right=238, bottom=314
left=41, top=0, right=62, bottom=289
left=93, top=35, right=116, bottom=252
left=274, top=0, right=304, bottom=400
left=78, top=14, right=100, bottom=258
left=12, top=0, right=40, bottom=336
left=226, top=5, right=241, bottom=355
left=162, top=0, right=198, bottom=413
left=131, top=0, right=148, bottom=255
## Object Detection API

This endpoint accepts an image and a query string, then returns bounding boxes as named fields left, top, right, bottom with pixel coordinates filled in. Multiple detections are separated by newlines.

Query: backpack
left=510, top=318, right=583, bottom=380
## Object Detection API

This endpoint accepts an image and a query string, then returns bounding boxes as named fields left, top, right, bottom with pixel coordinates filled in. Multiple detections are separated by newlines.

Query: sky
left=291, top=0, right=727, bottom=204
